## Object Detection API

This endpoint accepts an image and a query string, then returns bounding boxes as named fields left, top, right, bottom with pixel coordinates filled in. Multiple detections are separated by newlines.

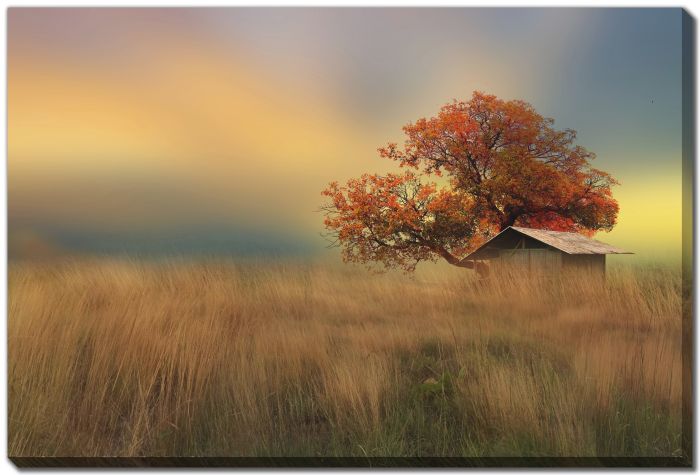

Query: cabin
left=465, top=226, right=632, bottom=279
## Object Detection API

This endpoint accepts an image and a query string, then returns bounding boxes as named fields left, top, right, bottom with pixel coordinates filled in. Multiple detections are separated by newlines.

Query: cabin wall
left=491, top=249, right=562, bottom=277
left=470, top=229, right=550, bottom=259
left=561, top=254, right=606, bottom=277
left=487, top=232, right=550, bottom=250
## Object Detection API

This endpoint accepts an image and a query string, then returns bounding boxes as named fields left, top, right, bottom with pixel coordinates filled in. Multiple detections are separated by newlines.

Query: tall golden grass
left=9, top=258, right=684, bottom=458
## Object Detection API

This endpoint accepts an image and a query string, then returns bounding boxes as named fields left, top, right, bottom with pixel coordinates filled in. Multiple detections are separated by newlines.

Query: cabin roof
left=466, top=226, right=633, bottom=259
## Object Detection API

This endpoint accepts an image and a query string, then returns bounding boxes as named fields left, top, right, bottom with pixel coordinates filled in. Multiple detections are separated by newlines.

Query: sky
left=8, top=8, right=684, bottom=262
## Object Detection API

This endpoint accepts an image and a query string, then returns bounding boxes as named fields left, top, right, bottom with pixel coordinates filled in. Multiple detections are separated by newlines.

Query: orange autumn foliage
left=322, top=92, right=619, bottom=271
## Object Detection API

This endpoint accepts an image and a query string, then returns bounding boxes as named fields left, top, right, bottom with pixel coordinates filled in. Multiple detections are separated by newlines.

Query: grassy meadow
left=8, top=258, right=686, bottom=460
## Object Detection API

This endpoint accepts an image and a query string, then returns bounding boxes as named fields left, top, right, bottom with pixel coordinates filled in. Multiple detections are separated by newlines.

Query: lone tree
left=321, top=92, right=619, bottom=272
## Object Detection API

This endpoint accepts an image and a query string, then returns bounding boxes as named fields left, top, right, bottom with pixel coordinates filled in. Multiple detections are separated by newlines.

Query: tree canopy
left=321, top=92, right=619, bottom=272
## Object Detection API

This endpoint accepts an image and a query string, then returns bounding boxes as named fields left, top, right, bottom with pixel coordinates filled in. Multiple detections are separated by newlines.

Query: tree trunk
left=434, top=246, right=475, bottom=269
left=500, top=206, right=522, bottom=230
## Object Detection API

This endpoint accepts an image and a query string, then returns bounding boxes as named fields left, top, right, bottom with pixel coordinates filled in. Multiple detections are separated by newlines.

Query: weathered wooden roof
left=466, top=226, right=632, bottom=258
left=510, top=227, right=632, bottom=254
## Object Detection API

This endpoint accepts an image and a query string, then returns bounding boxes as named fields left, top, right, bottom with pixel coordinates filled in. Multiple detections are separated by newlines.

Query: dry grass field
left=8, top=258, right=685, bottom=459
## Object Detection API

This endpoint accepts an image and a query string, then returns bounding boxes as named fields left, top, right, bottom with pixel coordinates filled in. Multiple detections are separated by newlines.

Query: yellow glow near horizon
left=604, top=170, right=683, bottom=260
